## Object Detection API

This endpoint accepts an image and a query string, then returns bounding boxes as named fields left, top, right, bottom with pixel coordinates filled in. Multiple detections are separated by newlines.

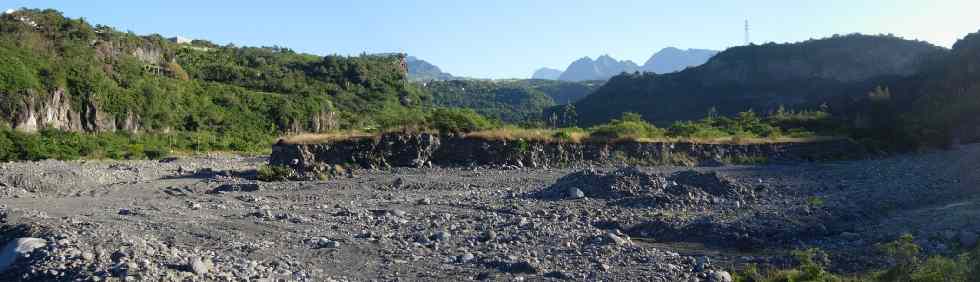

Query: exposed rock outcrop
left=271, top=133, right=867, bottom=178
left=3, top=88, right=144, bottom=133
left=8, top=89, right=83, bottom=132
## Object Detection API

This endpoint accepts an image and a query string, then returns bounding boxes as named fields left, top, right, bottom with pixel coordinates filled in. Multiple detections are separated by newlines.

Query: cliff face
left=271, top=134, right=866, bottom=178
left=2, top=88, right=143, bottom=133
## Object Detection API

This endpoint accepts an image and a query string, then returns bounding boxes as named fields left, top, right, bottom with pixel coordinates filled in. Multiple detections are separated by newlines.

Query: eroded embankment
left=270, top=134, right=866, bottom=178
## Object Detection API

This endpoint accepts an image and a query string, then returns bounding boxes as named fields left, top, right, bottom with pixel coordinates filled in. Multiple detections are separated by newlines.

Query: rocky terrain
left=271, top=134, right=865, bottom=179
left=1, top=144, right=979, bottom=281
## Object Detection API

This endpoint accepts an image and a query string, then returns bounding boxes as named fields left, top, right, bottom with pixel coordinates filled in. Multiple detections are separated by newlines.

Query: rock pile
left=536, top=167, right=754, bottom=209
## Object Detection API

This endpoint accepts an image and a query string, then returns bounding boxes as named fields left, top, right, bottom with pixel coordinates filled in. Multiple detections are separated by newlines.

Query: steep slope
left=0, top=9, right=426, bottom=135
left=868, top=29, right=980, bottom=145
left=641, top=47, right=718, bottom=74
left=571, top=34, right=945, bottom=125
left=558, top=55, right=640, bottom=82
left=531, top=67, right=563, bottom=80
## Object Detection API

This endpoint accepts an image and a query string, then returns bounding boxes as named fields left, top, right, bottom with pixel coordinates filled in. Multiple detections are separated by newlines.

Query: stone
left=603, top=233, right=628, bottom=246
left=458, top=253, right=475, bottom=263
left=544, top=271, right=573, bottom=279
left=212, top=183, right=260, bottom=193
left=709, top=270, right=734, bottom=282
left=432, top=231, right=450, bottom=242
left=0, top=238, right=48, bottom=273
left=495, top=259, right=539, bottom=274
left=189, top=257, right=212, bottom=275
left=959, top=231, right=978, bottom=248
left=695, top=256, right=710, bottom=272
left=316, top=238, right=340, bottom=249
left=567, top=187, right=585, bottom=199
left=480, top=231, right=497, bottom=242
left=476, top=272, right=494, bottom=280
left=389, top=209, right=407, bottom=217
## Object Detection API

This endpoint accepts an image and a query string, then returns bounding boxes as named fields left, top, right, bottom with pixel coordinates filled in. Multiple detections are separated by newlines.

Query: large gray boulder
left=0, top=237, right=48, bottom=273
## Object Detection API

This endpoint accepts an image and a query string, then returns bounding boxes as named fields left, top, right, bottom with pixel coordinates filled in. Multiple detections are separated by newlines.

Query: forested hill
left=0, top=8, right=427, bottom=136
left=859, top=29, right=980, bottom=146
left=570, top=34, right=946, bottom=126
left=427, top=79, right=599, bottom=123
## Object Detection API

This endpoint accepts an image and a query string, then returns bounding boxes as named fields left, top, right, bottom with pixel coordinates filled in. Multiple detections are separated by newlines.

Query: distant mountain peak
left=404, top=56, right=455, bottom=81
left=559, top=54, right=638, bottom=82
left=531, top=67, right=563, bottom=80
left=642, top=47, right=719, bottom=74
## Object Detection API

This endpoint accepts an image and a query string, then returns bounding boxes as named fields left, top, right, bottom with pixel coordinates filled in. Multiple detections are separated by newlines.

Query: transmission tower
left=744, top=19, right=750, bottom=45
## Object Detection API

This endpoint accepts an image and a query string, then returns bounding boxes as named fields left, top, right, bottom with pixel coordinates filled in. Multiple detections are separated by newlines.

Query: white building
left=170, top=36, right=193, bottom=44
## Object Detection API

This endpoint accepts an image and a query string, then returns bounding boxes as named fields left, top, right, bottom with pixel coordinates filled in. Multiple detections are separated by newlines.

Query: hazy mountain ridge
left=557, top=55, right=640, bottom=82
left=531, top=67, right=563, bottom=80
left=641, top=47, right=719, bottom=74
left=533, top=47, right=719, bottom=81
left=405, top=56, right=455, bottom=81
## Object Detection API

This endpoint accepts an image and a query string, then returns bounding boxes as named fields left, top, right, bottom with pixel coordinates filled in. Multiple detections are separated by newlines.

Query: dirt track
left=1, top=145, right=980, bottom=281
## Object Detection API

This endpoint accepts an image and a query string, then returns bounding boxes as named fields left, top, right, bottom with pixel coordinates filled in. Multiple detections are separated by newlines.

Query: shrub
left=257, top=165, right=295, bottom=182
left=668, top=121, right=729, bottom=139
left=428, top=108, right=494, bottom=134
left=552, top=127, right=588, bottom=143
left=374, top=106, right=429, bottom=132
left=590, top=112, right=665, bottom=140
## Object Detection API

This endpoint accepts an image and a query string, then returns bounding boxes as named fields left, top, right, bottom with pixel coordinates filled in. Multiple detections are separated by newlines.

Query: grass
left=736, top=235, right=980, bottom=282
left=277, top=131, right=376, bottom=145
left=278, top=129, right=844, bottom=145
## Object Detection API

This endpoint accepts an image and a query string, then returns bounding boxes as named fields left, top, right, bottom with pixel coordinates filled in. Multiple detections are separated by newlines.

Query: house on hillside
left=169, top=36, right=193, bottom=44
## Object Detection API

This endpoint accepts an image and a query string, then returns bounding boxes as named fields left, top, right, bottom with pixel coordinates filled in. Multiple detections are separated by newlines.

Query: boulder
left=0, top=238, right=48, bottom=273
left=959, top=231, right=978, bottom=248
left=709, top=270, right=734, bottom=282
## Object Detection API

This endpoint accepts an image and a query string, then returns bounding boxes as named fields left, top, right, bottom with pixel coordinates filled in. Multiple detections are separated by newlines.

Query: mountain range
left=532, top=48, right=720, bottom=81
left=563, top=34, right=946, bottom=126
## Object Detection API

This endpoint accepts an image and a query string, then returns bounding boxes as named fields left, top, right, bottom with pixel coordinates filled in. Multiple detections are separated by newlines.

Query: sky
left=6, top=0, right=980, bottom=79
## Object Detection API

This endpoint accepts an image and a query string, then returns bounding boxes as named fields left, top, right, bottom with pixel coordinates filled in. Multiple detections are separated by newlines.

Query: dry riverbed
left=1, top=144, right=979, bottom=281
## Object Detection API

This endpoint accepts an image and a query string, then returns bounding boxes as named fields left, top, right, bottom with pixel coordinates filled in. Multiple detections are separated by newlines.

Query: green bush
left=737, top=235, right=980, bottom=282
left=668, top=121, right=729, bottom=139
left=552, top=127, right=586, bottom=142
left=590, top=112, right=665, bottom=139
left=428, top=108, right=494, bottom=133
left=373, top=105, right=430, bottom=132
left=0, top=128, right=282, bottom=162
left=257, top=165, right=295, bottom=182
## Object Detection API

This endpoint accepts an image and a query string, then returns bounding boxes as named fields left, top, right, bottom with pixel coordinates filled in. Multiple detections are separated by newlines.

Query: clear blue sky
left=7, top=0, right=980, bottom=79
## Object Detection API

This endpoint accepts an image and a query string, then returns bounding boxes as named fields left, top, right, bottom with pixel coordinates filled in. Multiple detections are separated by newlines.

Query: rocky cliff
left=1, top=88, right=142, bottom=133
left=271, top=134, right=866, bottom=178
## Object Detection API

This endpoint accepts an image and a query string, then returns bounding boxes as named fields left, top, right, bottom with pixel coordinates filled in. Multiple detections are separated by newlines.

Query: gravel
left=0, top=144, right=979, bottom=280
